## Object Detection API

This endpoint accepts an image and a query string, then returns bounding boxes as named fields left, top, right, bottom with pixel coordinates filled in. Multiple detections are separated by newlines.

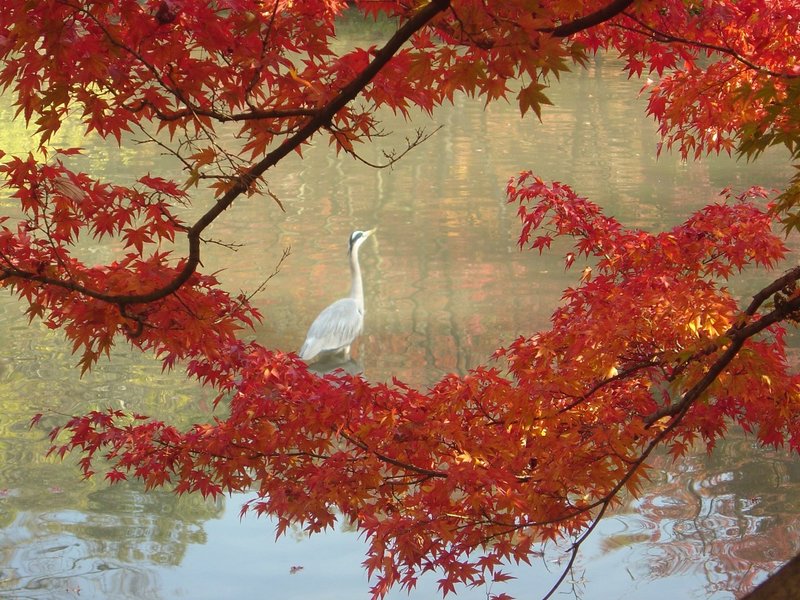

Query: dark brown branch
left=443, top=0, right=634, bottom=50
left=165, top=0, right=453, bottom=296
left=546, top=0, right=636, bottom=38
left=14, top=0, right=453, bottom=308
left=646, top=271, right=800, bottom=425
left=744, top=265, right=800, bottom=316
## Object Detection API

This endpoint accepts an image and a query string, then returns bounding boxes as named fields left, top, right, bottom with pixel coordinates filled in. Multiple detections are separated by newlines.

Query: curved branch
left=546, top=0, right=636, bottom=38
left=443, top=0, right=635, bottom=50
left=170, top=0, right=453, bottom=294
left=744, top=265, right=800, bottom=316
left=647, top=267, right=800, bottom=425
left=12, top=0, right=453, bottom=308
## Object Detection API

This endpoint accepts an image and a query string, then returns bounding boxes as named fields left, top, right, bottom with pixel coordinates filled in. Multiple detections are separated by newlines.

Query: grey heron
left=298, top=228, right=375, bottom=363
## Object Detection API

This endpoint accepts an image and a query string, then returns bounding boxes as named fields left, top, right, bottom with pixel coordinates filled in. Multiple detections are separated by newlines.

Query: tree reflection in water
left=0, top=484, right=221, bottom=600
left=599, top=434, right=800, bottom=598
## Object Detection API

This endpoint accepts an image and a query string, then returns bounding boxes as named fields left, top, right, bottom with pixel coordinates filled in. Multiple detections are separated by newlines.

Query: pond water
left=0, top=39, right=799, bottom=600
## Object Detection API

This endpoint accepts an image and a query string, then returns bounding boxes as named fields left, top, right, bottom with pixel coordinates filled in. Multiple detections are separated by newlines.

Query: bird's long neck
left=348, top=246, right=364, bottom=306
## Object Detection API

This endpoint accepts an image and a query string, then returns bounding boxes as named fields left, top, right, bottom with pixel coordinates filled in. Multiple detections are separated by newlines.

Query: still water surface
left=0, top=52, right=798, bottom=599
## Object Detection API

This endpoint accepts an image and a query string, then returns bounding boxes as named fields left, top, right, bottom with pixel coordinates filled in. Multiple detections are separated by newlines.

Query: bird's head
left=348, top=228, right=376, bottom=255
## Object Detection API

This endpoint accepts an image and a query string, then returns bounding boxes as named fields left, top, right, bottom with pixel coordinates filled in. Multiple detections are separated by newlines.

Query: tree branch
left=646, top=269, right=800, bottom=426
left=547, top=0, right=636, bottom=38
left=331, top=126, right=444, bottom=169
left=9, top=0, right=453, bottom=308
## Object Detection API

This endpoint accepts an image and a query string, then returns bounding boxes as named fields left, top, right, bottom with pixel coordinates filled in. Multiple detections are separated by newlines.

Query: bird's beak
left=365, top=227, right=377, bottom=238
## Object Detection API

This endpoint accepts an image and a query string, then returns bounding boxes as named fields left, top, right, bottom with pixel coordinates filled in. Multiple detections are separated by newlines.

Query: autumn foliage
left=2, top=0, right=800, bottom=598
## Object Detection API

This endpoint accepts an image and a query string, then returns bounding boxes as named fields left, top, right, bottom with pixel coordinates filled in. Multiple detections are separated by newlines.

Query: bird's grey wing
left=299, top=298, right=364, bottom=360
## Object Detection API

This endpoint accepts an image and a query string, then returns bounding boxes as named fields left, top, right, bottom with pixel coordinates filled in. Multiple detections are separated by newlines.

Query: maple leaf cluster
left=575, top=0, right=800, bottom=158
left=2, top=1, right=800, bottom=598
